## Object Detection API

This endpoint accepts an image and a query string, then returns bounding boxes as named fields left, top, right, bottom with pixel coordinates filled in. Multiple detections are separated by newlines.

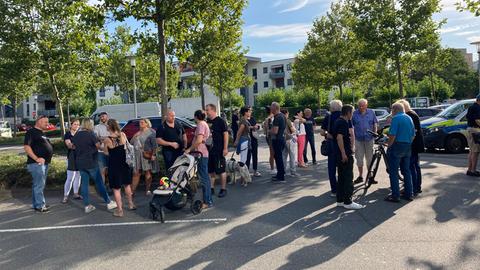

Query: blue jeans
left=80, top=167, right=111, bottom=206
left=97, top=152, right=108, bottom=170
left=410, top=152, right=422, bottom=193
left=303, top=133, right=316, bottom=163
left=327, top=139, right=337, bottom=193
left=197, top=157, right=212, bottom=206
left=163, top=149, right=182, bottom=171
left=27, top=163, right=49, bottom=209
left=387, top=142, right=413, bottom=198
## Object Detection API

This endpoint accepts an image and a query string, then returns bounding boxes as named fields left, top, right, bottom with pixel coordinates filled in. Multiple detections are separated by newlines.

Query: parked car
left=0, top=121, right=12, bottom=138
left=429, top=104, right=451, bottom=111
left=17, top=123, right=32, bottom=132
left=421, top=99, right=475, bottom=153
left=122, top=116, right=196, bottom=147
left=412, top=108, right=442, bottom=121
left=373, top=109, right=389, bottom=120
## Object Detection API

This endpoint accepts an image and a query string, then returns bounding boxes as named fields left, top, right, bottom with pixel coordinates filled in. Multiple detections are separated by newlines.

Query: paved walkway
left=0, top=138, right=478, bottom=270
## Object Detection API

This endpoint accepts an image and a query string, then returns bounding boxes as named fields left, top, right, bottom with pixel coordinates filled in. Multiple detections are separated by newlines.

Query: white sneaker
left=343, top=202, right=365, bottom=210
left=107, top=201, right=117, bottom=210
left=291, top=172, right=299, bottom=177
left=336, top=202, right=345, bottom=207
left=270, top=170, right=277, bottom=176
left=85, top=205, right=96, bottom=214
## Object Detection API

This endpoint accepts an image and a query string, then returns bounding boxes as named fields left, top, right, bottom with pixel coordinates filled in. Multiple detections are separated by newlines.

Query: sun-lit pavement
left=0, top=135, right=478, bottom=270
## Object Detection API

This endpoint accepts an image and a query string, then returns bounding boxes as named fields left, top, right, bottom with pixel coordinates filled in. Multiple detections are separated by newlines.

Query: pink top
left=194, top=121, right=210, bottom=158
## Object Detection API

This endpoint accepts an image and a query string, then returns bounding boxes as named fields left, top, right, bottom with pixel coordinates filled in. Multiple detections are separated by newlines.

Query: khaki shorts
left=467, top=128, right=480, bottom=153
left=355, top=139, right=374, bottom=167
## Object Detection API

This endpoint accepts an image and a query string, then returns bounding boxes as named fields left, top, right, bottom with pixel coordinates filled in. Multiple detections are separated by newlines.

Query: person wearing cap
left=23, top=115, right=53, bottom=213
left=94, top=112, right=110, bottom=183
left=466, top=94, right=480, bottom=177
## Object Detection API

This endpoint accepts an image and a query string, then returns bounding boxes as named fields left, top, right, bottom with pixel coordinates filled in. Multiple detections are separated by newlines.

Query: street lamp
left=471, top=41, right=480, bottom=95
left=127, top=54, right=138, bottom=118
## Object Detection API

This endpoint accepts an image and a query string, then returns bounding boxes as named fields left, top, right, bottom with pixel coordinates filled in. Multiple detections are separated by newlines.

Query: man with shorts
left=94, top=112, right=110, bottom=183
left=206, top=104, right=229, bottom=198
left=352, top=99, right=378, bottom=184
left=466, top=94, right=480, bottom=177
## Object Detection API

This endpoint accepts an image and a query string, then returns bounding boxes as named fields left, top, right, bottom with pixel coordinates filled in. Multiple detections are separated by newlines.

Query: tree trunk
left=200, top=69, right=206, bottom=109
left=219, top=76, right=224, bottom=109
left=49, top=72, right=66, bottom=136
left=155, top=5, right=168, bottom=121
left=66, top=100, right=71, bottom=124
left=338, top=84, right=344, bottom=101
left=317, top=87, right=321, bottom=109
left=12, top=95, right=17, bottom=137
left=429, top=72, right=436, bottom=103
left=395, top=56, right=404, bottom=97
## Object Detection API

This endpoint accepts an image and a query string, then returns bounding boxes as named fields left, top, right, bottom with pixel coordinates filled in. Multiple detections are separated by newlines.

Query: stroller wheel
left=191, top=200, right=203, bottom=215
left=150, top=205, right=158, bottom=221
left=159, top=206, right=165, bottom=223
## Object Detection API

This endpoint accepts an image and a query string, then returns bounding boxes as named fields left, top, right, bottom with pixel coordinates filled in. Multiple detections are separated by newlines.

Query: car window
left=150, top=119, right=162, bottom=130
left=437, top=102, right=472, bottom=119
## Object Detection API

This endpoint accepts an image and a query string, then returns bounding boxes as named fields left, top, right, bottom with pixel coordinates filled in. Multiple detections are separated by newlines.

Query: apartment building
left=242, top=56, right=295, bottom=107
left=22, top=94, right=57, bottom=121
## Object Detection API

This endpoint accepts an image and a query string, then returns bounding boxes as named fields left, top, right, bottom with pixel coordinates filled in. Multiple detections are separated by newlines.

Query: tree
left=188, top=0, right=247, bottom=108
left=255, top=89, right=286, bottom=108
left=457, top=0, right=480, bottom=16
left=104, top=0, right=230, bottom=119
left=437, top=48, right=478, bottom=99
left=350, top=0, right=442, bottom=97
left=293, top=1, right=365, bottom=101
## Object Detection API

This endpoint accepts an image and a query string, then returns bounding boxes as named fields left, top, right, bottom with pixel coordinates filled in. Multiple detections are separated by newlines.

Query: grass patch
left=0, top=152, right=66, bottom=190
left=0, top=130, right=62, bottom=146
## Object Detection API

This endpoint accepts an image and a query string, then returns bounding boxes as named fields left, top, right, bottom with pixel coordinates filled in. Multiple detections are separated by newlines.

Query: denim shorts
left=97, top=152, right=109, bottom=169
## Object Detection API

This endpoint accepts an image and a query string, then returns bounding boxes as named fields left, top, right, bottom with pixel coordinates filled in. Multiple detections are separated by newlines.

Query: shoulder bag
left=320, top=115, right=331, bottom=156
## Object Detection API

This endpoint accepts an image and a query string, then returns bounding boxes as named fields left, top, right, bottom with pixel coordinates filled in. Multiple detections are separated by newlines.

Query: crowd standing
left=23, top=96, right=480, bottom=215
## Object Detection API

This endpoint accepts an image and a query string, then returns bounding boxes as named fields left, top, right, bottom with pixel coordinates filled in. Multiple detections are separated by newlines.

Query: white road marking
left=0, top=218, right=227, bottom=233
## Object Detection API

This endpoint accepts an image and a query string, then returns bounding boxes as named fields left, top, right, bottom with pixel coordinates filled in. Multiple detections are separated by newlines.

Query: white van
left=91, top=102, right=161, bottom=124
left=0, top=121, right=13, bottom=138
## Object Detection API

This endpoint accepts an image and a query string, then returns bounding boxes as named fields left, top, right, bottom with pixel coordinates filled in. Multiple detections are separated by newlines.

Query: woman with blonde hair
left=104, top=119, right=135, bottom=217
left=131, top=118, right=159, bottom=196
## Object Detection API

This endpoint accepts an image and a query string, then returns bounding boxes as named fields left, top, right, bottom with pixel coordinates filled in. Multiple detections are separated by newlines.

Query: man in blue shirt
left=385, top=103, right=415, bottom=202
left=352, top=99, right=378, bottom=184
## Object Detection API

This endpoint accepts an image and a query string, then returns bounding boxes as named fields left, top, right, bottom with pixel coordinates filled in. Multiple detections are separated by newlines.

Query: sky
left=92, top=0, right=480, bottom=62
left=242, top=0, right=480, bottom=61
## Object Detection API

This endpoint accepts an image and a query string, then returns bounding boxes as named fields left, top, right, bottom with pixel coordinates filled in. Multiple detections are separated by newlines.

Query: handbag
left=320, top=115, right=332, bottom=156
left=124, top=136, right=136, bottom=168
left=143, top=150, right=153, bottom=160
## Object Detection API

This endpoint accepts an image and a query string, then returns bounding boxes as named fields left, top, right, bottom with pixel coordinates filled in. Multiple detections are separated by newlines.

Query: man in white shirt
left=94, top=112, right=110, bottom=183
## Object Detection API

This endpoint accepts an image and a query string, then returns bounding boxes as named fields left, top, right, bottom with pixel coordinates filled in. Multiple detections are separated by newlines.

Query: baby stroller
left=149, top=152, right=204, bottom=223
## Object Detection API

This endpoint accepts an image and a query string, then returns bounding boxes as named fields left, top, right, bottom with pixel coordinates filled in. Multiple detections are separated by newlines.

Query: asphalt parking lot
left=0, top=138, right=478, bottom=270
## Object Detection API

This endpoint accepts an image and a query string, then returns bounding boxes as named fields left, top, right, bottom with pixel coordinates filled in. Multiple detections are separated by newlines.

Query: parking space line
left=0, top=218, right=228, bottom=233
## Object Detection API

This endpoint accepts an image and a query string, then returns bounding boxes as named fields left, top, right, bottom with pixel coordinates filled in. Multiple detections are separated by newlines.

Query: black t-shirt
left=71, top=130, right=99, bottom=170
left=407, top=111, right=425, bottom=154
left=24, top=128, right=53, bottom=164
left=272, top=113, right=286, bottom=140
left=304, top=116, right=315, bottom=135
left=156, top=121, right=185, bottom=152
left=231, top=114, right=239, bottom=130
left=207, top=116, right=228, bottom=153
left=332, top=117, right=352, bottom=157
left=467, top=102, right=480, bottom=128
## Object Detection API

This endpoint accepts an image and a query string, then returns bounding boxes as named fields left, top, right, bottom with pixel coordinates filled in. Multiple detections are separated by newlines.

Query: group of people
left=24, top=95, right=480, bottom=216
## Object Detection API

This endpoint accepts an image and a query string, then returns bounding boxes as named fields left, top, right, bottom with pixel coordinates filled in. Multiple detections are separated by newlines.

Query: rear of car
left=122, top=117, right=196, bottom=147
left=421, top=99, right=474, bottom=153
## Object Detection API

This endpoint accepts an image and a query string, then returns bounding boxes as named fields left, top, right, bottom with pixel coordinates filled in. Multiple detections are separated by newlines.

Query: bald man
left=156, top=109, right=187, bottom=169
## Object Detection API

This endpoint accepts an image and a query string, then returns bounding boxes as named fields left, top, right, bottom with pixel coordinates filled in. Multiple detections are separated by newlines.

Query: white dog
left=226, top=158, right=252, bottom=187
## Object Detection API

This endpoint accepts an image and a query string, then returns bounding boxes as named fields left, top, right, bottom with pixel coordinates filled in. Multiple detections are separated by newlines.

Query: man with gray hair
left=352, top=98, right=378, bottom=184
left=385, top=102, right=415, bottom=203
left=270, top=102, right=287, bottom=182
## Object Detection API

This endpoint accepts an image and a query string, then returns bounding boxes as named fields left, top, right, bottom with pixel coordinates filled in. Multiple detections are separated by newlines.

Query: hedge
left=0, top=153, right=67, bottom=190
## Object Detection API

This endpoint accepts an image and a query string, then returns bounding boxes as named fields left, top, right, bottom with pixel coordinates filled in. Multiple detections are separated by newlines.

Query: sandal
left=73, top=194, right=83, bottom=200
left=128, top=204, right=137, bottom=211
left=113, top=209, right=124, bottom=217
left=61, top=197, right=68, bottom=204
left=384, top=195, right=400, bottom=203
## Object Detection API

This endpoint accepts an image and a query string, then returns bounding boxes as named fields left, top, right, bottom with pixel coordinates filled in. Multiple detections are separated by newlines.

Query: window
left=99, top=89, right=106, bottom=97
left=253, top=82, right=258, bottom=93
left=287, top=79, right=293, bottom=86
left=26, top=104, right=30, bottom=116
left=33, top=103, right=36, bottom=111
left=252, top=68, right=257, bottom=79
left=263, top=81, right=269, bottom=88
left=263, top=67, right=268, bottom=74
left=286, top=63, right=292, bottom=71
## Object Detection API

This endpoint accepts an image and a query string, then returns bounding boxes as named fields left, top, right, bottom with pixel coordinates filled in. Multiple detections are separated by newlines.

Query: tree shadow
left=166, top=188, right=403, bottom=270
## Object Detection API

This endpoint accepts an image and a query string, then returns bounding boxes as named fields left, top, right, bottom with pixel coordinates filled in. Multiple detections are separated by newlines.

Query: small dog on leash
left=226, top=159, right=252, bottom=187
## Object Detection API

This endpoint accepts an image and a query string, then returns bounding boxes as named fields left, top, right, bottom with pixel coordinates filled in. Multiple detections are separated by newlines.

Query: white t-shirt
left=94, top=123, right=109, bottom=152
left=294, top=119, right=306, bottom=135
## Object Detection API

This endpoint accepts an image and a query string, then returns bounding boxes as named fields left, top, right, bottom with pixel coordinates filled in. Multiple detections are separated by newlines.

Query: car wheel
left=445, top=135, right=466, bottom=154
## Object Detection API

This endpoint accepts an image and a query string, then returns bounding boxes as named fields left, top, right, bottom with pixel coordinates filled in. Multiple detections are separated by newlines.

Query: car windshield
left=437, top=102, right=472, bottom=119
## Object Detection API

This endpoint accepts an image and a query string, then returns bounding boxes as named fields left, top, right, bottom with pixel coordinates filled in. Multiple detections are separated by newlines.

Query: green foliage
left=416, top=75, right=454, bottom=102
left=296, top=88, right=324, bottom=109
left=334, top=87, right=365, bottom=105
left=284, top=90, right=299, bottom=107
left=99, top=96, right=123, bottom=106
left=457, top=0, right=480, bottom=16
left=0, top=153, right=66, bottom=190
left=350, top=0, right=442, bottom=97
left=255, top=89, right=286, bottom=108
left=437, top=48, right=478, bottom=99
left=228, top=92, right=245, bottom=108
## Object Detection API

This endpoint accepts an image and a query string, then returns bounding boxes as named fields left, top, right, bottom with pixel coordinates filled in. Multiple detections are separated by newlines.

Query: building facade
left=22, top=94, right=57, bottom=121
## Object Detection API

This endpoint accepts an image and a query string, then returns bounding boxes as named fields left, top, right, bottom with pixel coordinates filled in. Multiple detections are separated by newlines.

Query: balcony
left=269, top=71, right=285, bottom=79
